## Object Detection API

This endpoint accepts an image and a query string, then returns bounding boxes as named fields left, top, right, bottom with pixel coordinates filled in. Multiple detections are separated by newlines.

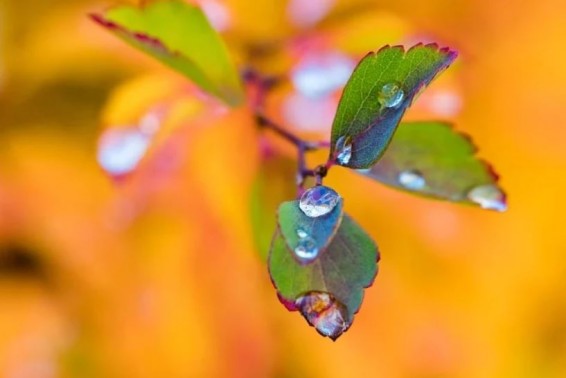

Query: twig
left=245, top=69, right=333, bottom=196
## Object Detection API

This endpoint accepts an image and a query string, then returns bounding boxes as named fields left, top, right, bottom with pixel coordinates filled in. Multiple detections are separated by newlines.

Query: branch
left=244, top=68, right=333, bottom=196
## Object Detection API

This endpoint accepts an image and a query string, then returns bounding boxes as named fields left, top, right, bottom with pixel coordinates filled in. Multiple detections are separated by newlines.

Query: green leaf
left=359, top=121, right=507, bottom=211
left=269, top=214, right=379, bottom=339
left=277, top=194, right=344, bottom=265
left=91, top=0, right=244, bottom=106
left=329, top=43, right=457, bottom=168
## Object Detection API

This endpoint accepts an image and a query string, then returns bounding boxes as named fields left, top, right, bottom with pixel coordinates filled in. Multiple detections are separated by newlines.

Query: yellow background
left=1, top=0, right=565, bottom=377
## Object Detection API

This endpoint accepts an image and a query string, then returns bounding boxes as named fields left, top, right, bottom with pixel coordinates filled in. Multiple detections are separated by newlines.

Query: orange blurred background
left=1, top=0, right=566, bottom=377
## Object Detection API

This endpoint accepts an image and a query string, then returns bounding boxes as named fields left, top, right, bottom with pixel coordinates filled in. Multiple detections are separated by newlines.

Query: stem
left=245, top=69, right=333, bottom=196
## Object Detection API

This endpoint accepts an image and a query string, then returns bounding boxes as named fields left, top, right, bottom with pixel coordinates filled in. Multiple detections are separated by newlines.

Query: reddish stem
left=245, top=69, right=332, bottom=196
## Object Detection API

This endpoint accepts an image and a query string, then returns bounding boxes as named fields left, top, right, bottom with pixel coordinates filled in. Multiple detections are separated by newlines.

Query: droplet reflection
left=296, top=228, right=309, bottom=239
left=467, top=184, right=507, bottom=212
left=398, top=170, right=426, bottom=190
left=295, top=291, right=351, bottom=340
left=378, top=82, right=405, bottom=109
left=299, top=186, right=340, bottom=218
left=294, top=236, right=319, bottom=262
left=335, top=136, right=352, bottom=165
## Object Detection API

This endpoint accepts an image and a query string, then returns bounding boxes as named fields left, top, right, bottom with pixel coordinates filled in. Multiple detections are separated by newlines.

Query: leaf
left=359, top=121, right=507, bottom=211
left=91, top=0, right=245, bottom=106
left=277, top=193, right=344, bottom=264
left=269, top=214, right=379, bottom=340
left=329, top=43, right=457, bottom=169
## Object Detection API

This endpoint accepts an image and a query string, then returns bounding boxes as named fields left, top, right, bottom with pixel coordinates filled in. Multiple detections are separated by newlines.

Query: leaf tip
left=296, top=291, right=352, bottom=341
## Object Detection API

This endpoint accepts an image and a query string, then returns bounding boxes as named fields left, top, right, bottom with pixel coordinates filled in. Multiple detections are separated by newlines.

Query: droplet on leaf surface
left=467, top=184, right=507, bottom=212
left=295, top=291, right=351, bottom=340
left=299, top=186, right=340, bottom=218
left=398, top=169, right=426, bottom=190
left=296, top=228, right=309, bottom=239
left=378, top=82, right=405, bottom=109
left=293, top=236, right=319, bottom=262
left=335, top=136, right=352, bottom=165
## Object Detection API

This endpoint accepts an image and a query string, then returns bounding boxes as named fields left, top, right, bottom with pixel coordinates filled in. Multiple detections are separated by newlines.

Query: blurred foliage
left=1, top=0, right=566, bottom=377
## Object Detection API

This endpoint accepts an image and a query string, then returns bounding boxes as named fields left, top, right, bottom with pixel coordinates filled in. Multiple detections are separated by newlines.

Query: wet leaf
left=329, top=43, right=457, bottom=168
left=277, top=190, right=344, bottom=264
left=359, top=121, right=507, bottom=211
left=269, top=214, right=379, bottom=339
left=91, top=0, right=245, bottom=106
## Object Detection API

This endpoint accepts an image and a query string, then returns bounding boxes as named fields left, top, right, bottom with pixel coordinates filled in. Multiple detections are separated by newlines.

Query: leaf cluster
left=92, top=0, right=506, bottom=340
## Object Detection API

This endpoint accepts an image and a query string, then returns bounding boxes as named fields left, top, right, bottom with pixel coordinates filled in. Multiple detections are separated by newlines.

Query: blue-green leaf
left=329, top=43, right=457, bottom=168
left=269, top=214, right=379, bottom=340
left=277, top=189, right=344, bottom=265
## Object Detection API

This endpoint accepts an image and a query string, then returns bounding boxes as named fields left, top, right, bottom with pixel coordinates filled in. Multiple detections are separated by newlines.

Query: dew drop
left=299, top=186, right=340, bottom=218
left=378, top=82, right=405, bottom=109
left=296, top=228, right=309, bottom=239
left=467, top=184, right=507, bottom=212
left=335, top=136, right=352, bottom=165
left=398, top=169, right=426, bottom=190
left=295, top=291, right=350, bottom=340
left=294, top=236, right=319, bottom=261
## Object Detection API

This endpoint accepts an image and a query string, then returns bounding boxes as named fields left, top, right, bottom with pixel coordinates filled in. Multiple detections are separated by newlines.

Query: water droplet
left=296, top=228, right=309, bottom=239
left=398, top=170, right=426, bottom=190
left=97, top=127, right=150, bottom=176
left=378, top=82, right=405, bottom=109
left=335, top=136, right=352, bottom=165
left=295, top=291, right=350, bottom=340
left=294, top=236, right=319, bottom=261
left=467, top=184, right=507, bottom=212
left=299, top=186, right=340, bottom=218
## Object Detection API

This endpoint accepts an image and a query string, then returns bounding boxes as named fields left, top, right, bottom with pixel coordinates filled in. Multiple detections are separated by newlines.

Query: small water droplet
left=295, top=291, right=350, bottom=340
left=467, top=184, right=507, bottom=212
left=378, top=82, right=405, bottom=109
left=296, top=228, right=309, bottom=239
left=335, top=136, right=352, bottom=165
left=299, top=186, right=341, bottom=218
left=398, top=170, right=426, bottom=190
left=294, top=236, right=319, bottom=261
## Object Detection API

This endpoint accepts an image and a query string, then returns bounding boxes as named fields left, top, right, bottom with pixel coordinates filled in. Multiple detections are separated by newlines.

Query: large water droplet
left=467, top=184, right=507, bottom=212
left=294, top=236, right=319, bottom=262
left=299, top=186, right=340, bottom=218
left=335, top=136, right=352, bottom=165
left=295, top=291, right=350, bottom=340
left=97, top=128, right=150, bottom=177
left=378, top=82, right=405, bottom=109
left=398, top=170, right=426, bottom=190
